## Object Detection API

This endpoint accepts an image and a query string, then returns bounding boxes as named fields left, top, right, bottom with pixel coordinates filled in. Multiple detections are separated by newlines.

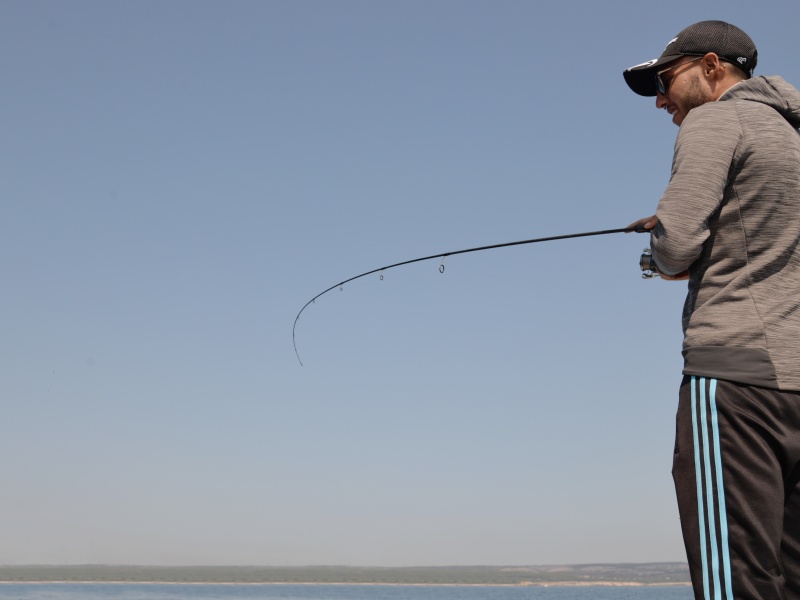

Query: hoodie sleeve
left=650, top=103, right=743, bottom=275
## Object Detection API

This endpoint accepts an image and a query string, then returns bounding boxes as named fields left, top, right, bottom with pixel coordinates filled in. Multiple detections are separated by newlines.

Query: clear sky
left=3, top=0, right=799, bottom=567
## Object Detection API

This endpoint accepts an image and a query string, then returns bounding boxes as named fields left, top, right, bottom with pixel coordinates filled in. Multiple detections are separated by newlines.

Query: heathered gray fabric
left=650, top=75, right=800, bottom=390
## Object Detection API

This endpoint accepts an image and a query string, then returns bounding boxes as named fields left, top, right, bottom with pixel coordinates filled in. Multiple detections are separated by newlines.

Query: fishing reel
left=640, top=248, right=660, bottom=279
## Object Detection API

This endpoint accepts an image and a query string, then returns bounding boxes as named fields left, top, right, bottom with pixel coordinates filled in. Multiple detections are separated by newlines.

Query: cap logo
left=664, top=36, right=678, bottom=50
left=629, top=58, right=658, bottom=70
left=737, top=57, right=747, bottom=64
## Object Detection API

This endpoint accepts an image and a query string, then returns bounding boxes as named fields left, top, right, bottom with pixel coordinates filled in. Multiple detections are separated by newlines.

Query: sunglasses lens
left=656, top=75, right=666, bottom=95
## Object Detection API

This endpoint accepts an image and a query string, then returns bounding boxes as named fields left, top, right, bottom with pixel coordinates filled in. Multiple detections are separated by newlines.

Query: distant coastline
left=0, top=564, right=691, bottom=586
left=0, top=581, right=692, bottom=588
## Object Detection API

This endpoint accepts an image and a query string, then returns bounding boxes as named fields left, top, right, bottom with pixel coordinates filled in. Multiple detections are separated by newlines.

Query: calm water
left=0, top=584, right=693, bottom=600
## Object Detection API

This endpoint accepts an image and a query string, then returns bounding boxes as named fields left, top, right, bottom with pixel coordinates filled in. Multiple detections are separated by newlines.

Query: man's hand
left=660, top=270, right=690, bottom=281
left=628, top=215, right=689, bottom=280
left=627, top=215, right=658, bottom=232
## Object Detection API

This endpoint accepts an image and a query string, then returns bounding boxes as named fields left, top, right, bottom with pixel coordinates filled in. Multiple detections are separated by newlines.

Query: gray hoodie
left=651, top=75, right=800, bottom=390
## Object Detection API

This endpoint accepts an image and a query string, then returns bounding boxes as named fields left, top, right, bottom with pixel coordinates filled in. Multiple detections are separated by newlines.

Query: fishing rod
left=293, top=223, right=650, bottom=365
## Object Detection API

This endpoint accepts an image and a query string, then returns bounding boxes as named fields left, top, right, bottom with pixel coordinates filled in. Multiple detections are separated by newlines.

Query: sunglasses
left=656, top=56, right=704, bottom=95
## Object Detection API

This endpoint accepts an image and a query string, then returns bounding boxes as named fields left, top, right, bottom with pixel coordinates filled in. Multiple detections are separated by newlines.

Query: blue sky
left=3, top=0, right=799, bottom=567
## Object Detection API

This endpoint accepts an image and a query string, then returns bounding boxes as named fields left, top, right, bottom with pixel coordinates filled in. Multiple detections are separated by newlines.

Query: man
left=623, top=20, right=800, bottom=599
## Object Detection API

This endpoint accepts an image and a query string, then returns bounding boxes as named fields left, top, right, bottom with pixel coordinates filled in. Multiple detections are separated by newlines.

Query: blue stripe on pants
left=691, top=376, right=734, bottom=599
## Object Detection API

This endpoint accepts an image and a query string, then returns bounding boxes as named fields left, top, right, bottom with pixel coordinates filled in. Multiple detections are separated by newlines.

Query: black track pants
left=673, top=376, right=800, bottom=599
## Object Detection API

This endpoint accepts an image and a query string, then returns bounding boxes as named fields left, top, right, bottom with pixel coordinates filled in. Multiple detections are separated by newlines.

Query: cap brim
left=623, top=54, right=683, bottom=97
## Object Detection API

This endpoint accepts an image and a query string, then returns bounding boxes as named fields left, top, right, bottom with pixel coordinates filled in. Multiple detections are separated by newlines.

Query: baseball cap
left=623, top=20, right=758, bottom=97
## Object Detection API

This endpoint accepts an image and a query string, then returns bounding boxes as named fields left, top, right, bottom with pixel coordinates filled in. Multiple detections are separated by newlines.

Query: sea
left=0, top=584, right=693, bottom=600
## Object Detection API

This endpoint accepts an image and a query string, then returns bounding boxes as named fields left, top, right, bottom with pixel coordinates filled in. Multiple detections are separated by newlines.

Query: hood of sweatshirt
left=721, top=75, right=800, bottom=128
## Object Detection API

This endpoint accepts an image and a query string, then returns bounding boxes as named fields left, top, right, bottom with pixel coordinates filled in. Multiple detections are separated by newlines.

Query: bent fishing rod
left=293, top=223, right=651, bottom=365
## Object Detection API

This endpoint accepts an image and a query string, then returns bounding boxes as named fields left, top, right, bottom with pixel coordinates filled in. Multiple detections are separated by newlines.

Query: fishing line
left=293, top=224, right=648, bottom=365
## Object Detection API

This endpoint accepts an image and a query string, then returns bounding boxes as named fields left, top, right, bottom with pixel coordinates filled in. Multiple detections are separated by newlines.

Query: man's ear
left=702, top=52, right=724, bottom=81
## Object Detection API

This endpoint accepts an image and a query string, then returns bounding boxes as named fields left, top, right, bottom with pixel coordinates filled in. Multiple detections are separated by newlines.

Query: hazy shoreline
left=0, top=580, right=692, bottom=587
left=0, top=564, right=691, bottom=586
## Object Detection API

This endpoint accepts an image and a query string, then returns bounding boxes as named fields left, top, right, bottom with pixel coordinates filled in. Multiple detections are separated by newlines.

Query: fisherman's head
left=623, top=21, right=757, bottom=126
